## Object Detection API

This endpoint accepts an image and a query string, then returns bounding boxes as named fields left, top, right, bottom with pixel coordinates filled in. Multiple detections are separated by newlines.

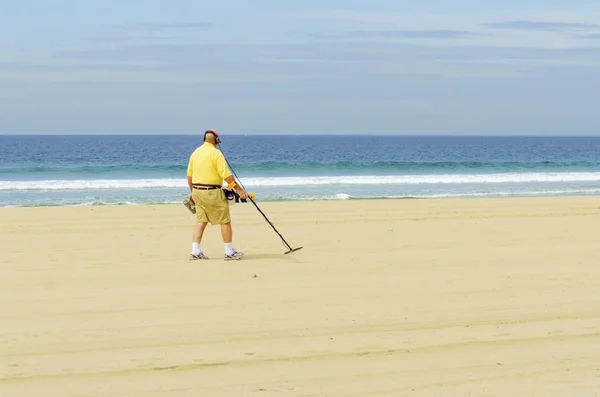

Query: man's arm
left=186, top=156, right=194, bottom=198
left=214, top=151, right=248, bottom=199
left=215, top=152, right=247, bottom=196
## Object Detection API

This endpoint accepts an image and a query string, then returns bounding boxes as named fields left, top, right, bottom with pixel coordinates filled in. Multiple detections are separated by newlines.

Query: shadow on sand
left=242, top=252, right=304, bottom=261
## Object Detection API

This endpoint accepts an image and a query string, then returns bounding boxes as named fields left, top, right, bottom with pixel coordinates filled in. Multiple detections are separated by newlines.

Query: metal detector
left=218, top=143, right=303, bottom=255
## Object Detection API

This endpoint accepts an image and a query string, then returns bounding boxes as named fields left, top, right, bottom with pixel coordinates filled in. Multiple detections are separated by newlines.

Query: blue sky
left=1, top=0, right=600, bottom=135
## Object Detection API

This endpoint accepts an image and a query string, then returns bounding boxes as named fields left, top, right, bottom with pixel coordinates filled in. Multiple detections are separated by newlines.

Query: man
left=186, top=129, right=248, bottom=261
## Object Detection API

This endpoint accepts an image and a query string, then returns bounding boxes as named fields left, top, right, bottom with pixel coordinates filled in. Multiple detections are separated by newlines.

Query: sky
left=1, top=0, right=600, bottom=135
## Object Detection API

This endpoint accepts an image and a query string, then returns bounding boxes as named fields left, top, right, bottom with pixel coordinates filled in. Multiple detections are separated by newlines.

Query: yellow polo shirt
left=186, top=143, right=232, bottom=185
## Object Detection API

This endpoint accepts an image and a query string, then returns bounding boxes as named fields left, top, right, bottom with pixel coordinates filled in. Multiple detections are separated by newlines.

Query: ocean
left=1, top=134, right=600, bottom=207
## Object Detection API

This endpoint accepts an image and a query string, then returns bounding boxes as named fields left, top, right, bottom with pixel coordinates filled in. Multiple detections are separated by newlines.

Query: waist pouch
left=222, top=188, right=248, bottom=205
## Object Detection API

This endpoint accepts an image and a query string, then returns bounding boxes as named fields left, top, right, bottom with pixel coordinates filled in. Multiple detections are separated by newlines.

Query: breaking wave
left=3, top=172, right=600, bottom=191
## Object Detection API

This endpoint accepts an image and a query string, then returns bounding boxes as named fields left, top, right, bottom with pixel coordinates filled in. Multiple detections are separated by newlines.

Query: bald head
left=204, top=129, right=220, bottom=145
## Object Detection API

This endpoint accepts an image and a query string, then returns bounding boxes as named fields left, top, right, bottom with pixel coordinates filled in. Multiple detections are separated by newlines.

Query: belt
left=193, top=185, right=221, bottom=190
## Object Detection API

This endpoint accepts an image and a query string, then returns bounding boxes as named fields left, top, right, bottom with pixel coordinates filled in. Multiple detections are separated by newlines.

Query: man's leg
left=190, top=191, right=209, bottom=260
left=192, top=221, right=208, bottom=248
left=207, top=189, right=242, bottom=260
left=220, top=223, right=232, bottom=244
left=221, top=222, right=243, bottom=260
left=190, top=221, right=209, bottom=260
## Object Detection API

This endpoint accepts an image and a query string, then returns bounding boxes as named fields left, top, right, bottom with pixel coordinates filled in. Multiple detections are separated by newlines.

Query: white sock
left=192, top=243, right=201, bottom=255
left=224, top=243, right=234, bottom=255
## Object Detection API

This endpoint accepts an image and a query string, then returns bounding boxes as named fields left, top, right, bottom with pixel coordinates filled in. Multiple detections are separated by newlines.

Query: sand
left=1, top=196, right=600, bottom=396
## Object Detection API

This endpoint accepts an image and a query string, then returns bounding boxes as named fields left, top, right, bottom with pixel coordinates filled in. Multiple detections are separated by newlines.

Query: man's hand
left=236, top=188, right=249, bottom=200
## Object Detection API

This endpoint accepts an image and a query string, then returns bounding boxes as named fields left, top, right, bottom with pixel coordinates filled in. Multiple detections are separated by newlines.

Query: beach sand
left=1, top=196, right=600, bottom=396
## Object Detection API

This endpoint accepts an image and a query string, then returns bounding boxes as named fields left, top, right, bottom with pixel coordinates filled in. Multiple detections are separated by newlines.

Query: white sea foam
left=2, top=188, right=600, bottom=207
left=377, top=188, right=600, bottom=199
left=2, top=172, right=600, bottom=191
left=273, top=188, right=600, bottom=201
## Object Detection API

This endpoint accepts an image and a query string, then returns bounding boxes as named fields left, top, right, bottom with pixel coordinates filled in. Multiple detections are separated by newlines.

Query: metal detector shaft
left=245, top=196, right=303, bottom=254
left=247, top=197, right=295, bottom=251
left=218, top=143, right=303, bottom=254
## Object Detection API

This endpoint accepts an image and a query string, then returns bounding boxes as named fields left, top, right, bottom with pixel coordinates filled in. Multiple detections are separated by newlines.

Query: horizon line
left=2, top=133, right=600, bottom=138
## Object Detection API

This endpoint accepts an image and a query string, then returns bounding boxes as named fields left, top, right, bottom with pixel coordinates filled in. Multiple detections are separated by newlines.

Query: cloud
left=290, top=10, right=418, bottom=23
left=42, top=42, right=600, bottom=87
left=112, top=22, right=213, bottom=31
left=314, top=29, right=480, bottom=40
left=84, top=36, right=134, bottom=43
left=0, top=61, right=165, bottom=73
left=485, top=21, right=600, bottom=31
left=575, top=33, right=600, bottom=40
left=54, top=42, right=600, bottom=65
left=83, top=36, right=172, bottom=43
left=76, top=23, right=212, bottom=47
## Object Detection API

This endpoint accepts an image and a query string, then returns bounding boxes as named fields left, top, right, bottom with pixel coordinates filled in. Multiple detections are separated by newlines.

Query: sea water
left=1, top=134, right=600, bottom=207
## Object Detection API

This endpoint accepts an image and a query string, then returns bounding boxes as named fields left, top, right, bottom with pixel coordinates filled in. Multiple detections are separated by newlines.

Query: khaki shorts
left=191, top=188, right=231, bottom=225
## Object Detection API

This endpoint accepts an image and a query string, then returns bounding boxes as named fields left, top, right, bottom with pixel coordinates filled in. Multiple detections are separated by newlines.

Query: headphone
left=203, top=130, right=221, bottom=145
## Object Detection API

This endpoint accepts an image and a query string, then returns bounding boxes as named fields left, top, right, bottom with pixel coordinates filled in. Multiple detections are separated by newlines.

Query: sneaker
left=189, top=252, right=209, bottom=260
left=224, top=249, right=244, bottom=261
